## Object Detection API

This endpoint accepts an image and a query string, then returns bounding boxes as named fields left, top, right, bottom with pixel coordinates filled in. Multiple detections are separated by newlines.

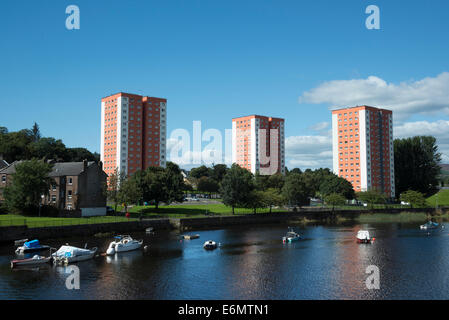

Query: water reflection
left=1, top=222, right=449, bottom=299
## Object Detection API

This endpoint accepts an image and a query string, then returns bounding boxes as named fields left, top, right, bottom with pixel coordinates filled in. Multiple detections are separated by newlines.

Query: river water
left=0, top=221, right=448, bottom=300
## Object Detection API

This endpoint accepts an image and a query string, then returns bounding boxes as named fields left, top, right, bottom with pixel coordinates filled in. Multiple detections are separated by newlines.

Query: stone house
left=0, top=160, right=108, bottom=216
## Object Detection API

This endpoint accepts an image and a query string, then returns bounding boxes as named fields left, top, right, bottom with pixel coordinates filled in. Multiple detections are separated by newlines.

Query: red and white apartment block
left=332, top=106, right=395, bottom=198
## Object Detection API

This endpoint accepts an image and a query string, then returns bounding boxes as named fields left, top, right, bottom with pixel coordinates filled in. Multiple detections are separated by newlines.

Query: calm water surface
left=0, top=222, right=448, bottom=300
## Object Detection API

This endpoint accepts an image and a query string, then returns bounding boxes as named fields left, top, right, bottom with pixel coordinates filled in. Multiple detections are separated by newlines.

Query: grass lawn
left=121, top=203, right=285, bottom=218
left=427, top=189, right=449, bottom=207
left=0, top=214, right=137, bottom=228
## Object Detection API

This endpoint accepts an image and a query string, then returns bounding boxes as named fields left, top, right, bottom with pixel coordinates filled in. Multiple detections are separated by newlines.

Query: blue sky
left=1, top=0, right=449, bottom=169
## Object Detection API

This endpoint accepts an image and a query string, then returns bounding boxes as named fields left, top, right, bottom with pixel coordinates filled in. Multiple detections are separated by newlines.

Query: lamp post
left=39, top=194, right=44, bottom=217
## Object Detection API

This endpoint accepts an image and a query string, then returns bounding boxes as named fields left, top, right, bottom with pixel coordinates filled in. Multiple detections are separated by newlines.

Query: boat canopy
left=24, top=240, right=41, bottom=248
left=357, top=230, right=370, bottom=239
left=54, top=246, right=92, bottom=258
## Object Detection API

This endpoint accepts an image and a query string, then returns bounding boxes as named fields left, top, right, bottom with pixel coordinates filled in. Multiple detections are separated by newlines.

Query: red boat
left=11, top=255, right=52, bottom=268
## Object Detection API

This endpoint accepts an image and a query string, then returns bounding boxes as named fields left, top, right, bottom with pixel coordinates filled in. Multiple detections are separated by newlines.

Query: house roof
left=0, top=160, right=8, bottom=170
left=0, top=161, right=96, bottom=176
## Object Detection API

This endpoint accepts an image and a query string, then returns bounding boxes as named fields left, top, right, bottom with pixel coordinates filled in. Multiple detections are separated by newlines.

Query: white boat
left=356, top=230, right=372, bottom=243
left=106, top=235, right=143, bottom=255
left=282, top=227, right=301, bottom=243
left=52, top=245, right=98, bottom=264
left=11, top=255, right=52, bottom=268
left=203, top=240, right=217, bottom=250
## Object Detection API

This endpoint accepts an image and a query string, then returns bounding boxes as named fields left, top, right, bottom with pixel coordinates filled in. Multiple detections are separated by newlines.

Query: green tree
left=282, top=173, right=312, bottom=207
left=103, top=167, right=124, bottom=214
left=243, top=190, right=266, bottom=214
left=211, top=164, right=228, bottom=183
left=319, top=174, right=355, bottom=200
left=220, top=164, right=255, bottom=214
left=117, top=175, right=141, bottom=213
left=28, top=137, right=67, bottom=161
left=262, top=188, right=286, bottom=213
left=189, top=165, right=212, bottom=179
left=356, top=190, right=387, bottom=210
left=197, top=176, right=220, bottom=195
left=3, top=159, right=53, bottom=214
left=394, top=136, right=442, bottom=197
left=324, top=193, right=347, bottom=212
left=164, top=162, right=186, bottom=205
left=400, top=190, right=427, bottom=208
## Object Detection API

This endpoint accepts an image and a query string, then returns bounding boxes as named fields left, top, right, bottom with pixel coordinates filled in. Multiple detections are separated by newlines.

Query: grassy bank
left=124, top=203, right=285, bottom=218
left=0, top=214, right=137, bottom=228
left=427, top=189, right=449, bottom=207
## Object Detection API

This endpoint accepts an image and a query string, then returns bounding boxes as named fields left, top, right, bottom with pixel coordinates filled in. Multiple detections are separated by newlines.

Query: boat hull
left=53, top=248, right=98, bottom=265
left=357, top=238, right=371, bottom=244
left=115, top=241, right=143, bottom=253
left=15, top=245, right=51, bottom=255
left=11, top=256, right=52, bottom=268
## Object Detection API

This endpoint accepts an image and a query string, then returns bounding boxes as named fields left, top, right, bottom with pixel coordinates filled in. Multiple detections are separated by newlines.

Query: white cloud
left=308, top=121, right=329, bottom=132
left=395, top=120, right=449, bottom=162
left=299, top=72, right=449, bottom=119
left=285, top=134, right=333, bottom=170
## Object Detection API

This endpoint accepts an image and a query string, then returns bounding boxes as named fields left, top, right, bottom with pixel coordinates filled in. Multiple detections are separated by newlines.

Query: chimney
left=83, top=159, right=88, bottom=172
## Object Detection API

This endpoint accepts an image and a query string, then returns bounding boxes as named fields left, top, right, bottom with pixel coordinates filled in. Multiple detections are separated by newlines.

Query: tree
left=189, top=165, right=212, bottom=179
left=164, top=162, right=186, bottom=205
left=319, top=174, right=355, bottom=200
left=356, top=190, right=387, bottom=210
left=197, top=176, right=219, bottom=195
left=282, top=173, right=312, bottom=207
left=117, top=176, right=141, bottom=213
left=28, top=137, right=67, bottom=161
left=400, top=190, right=427, bottom=208
left=31, top=122, right=41, bottom=142
left=220, top=164, right=255, bottom=214
left=324, top=193, right=346, bottom=212
left=3, top=159, right=53, bottom=214
left=143, top=166, right=167, bottom=209
left=394, top=136, right=442, bottom=197
left=267, top=173, right=285, bottom=192
left=262, top=188, right=285, bottom=213
left=211, top=164, right=228, bottom=183
left=243, top=190, right=266, bottom=214
left=103, top=168, right=124, bottom=213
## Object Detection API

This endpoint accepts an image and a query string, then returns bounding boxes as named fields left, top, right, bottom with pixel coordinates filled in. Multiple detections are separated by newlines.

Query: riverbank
left=1, top=208, right=447, bottom=243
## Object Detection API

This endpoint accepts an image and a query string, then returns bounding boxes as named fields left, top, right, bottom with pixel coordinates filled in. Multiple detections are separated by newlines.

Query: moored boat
left=420, top=221, right=439, bottom=230
left=106, top=235, right=143, bottom=255
left=356, top=230, right=373, bottom=243
left=52, top=245, right=98, bottom=264
left=15, top=240, right=51, bottom=255
left=10, top=255, right=52, bottom=268
left=203, top=240, right=217, bottom=250
left=282, top=227, right=301, bottom=243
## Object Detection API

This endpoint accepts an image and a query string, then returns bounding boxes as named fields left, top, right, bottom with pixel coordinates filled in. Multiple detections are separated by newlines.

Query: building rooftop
left=0, top=161, right=96, bottom=176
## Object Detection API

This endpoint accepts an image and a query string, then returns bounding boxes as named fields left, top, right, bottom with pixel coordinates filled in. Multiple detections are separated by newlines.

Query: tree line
left=0, top=124, right=99, bottom=164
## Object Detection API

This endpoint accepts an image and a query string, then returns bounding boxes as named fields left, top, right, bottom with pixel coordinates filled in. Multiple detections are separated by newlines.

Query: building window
left=68, top=178, right=73, bottom=185
left=68, top=190, right=72, bottom=199
left=1, top=175, right=5, bottom=183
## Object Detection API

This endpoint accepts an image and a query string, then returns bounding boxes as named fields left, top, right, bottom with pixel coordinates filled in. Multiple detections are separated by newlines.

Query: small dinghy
left=11, top=255, right=52, bottom=268
left=15, top=239, right=50, bottom=255
left=282, top=227, right=301, bottom=243
left=52, top=245, right=98, bottom=264
left=203, top=240, right=217, bottom=250
left=145, top=227, right=154, bottom=234
left=106, top=235, right=143, bottom=255
left=356, top=230, right=373, bottom=244
left=420, top=221, right=439, bottom=230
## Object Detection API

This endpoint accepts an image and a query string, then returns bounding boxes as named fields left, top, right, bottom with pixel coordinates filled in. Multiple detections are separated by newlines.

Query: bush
left=0, top=202, right=8, bottom=215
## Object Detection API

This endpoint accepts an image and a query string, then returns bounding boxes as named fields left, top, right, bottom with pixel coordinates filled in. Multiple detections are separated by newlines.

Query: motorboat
left=203, top=240, right=217, bottom=250
left=15, top=239, right=50, bottom=255
left=282, top=227, right=301, bottom=243
left=52, top=244, right=98, bottom=264
left=420, top=221, right=439, bottom=230
left=145, top=227, right=154, bottom=233
left=10, top=255, right=52, bottom=268
left=106, top=235, right=143, bottom=255
left=356, top=230, right=373, bottom=243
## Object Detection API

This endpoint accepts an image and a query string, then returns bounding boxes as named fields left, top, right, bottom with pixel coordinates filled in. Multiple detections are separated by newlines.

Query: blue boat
left=420, top=221, right=439, bottom=230
left=15, top=239, right=50, bottom=255
left=282, top=228, right=301, bottom=243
